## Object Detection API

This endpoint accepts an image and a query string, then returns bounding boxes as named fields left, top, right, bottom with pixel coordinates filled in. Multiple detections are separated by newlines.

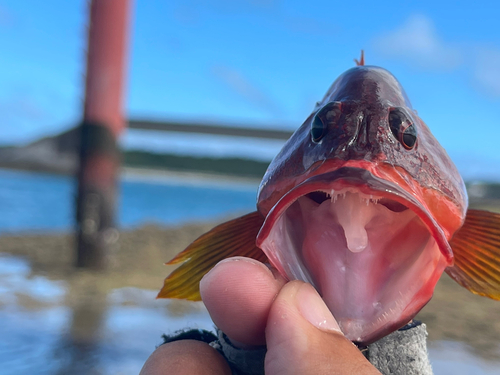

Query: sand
left=1, top=220, right=500, bottom=362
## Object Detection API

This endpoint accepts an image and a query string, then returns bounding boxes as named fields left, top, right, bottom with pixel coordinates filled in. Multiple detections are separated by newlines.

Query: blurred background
left=1, top=0, right=500, bottom=374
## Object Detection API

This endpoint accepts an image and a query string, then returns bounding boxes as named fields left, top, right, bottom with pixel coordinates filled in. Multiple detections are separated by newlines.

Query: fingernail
left=296, top=283, right=342, bottom=334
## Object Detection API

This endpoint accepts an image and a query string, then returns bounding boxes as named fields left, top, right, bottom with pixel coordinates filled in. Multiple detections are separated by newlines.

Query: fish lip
left=256, top=166, right=452, bottom=263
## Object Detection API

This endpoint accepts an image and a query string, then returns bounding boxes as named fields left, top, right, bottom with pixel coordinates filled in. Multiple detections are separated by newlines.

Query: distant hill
left=0, top=127, right=270, bottom=178
left=1, top=126, right=500, bottom=204
left=0, top=128, right=79, bottom=175
left=124, top=151, right=268, bottom=177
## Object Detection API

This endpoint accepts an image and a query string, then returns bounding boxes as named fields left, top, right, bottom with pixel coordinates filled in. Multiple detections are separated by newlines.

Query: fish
left=157, top=54, right=500, bottom=345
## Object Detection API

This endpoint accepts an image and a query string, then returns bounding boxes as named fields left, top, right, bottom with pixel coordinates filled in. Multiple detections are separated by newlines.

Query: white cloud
left=371, top=14, right=500, bottom=98
left=473, top=47, right=500, bottom=97
left=372, top=14, right=462, bottom=70
left=211, top=64, right=283, bottom=116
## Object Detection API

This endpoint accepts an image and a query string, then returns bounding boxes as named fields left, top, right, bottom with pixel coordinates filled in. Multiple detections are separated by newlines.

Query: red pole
left=76, top=0, right=132, bottom=269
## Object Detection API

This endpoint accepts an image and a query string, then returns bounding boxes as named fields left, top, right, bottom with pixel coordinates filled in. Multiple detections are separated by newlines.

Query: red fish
left=158, top=57, right=500, bottom=345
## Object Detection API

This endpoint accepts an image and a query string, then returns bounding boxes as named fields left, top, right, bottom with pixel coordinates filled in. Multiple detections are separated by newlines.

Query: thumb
left=265, top=281, right=381, bottom=375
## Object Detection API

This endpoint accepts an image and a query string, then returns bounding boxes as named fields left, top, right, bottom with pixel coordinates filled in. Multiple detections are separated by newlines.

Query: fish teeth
left=323, top=190, right=383, bottom=205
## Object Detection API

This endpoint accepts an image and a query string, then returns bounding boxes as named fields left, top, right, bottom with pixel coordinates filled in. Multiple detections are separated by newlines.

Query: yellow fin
left=446, top=209, right=500, bottom=300
left=157, top=211, right=266, bottom=301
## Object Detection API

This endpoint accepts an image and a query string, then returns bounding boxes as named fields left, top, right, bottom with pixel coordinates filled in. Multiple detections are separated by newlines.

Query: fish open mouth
left=256, top=167, right=449, bottom=344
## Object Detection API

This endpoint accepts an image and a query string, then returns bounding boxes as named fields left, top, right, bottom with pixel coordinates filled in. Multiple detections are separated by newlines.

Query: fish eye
left=311, top=101, right=341, bottom=143
left=311, top=114, right=326, bottom=142
left=389, top=108, right=417, bottom=150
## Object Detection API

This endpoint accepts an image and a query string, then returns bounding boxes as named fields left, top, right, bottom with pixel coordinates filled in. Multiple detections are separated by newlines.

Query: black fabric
left=160, top=321, right=433, bottom=375
left=399, top=319, right=422, bottom=331
left=161, top=329, right=217, bottom=345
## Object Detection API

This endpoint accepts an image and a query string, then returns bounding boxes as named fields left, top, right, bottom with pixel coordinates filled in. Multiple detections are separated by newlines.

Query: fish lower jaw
left=259, top=189, right=447, bottom=344
left=332, top=269, right=431, bottom=343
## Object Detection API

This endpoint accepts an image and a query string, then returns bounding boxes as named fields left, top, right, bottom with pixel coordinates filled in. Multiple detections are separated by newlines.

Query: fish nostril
left=378, top=198, right=408, bottom=212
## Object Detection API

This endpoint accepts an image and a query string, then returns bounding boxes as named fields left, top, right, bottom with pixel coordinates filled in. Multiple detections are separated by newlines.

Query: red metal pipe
left=83, top=0, right=130, bottom=136
left=76, top=0, right=132, bottom=269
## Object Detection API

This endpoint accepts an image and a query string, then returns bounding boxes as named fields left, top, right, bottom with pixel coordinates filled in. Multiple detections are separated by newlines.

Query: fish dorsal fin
left=354, top=50, right=365, bottom=66
left=157, top=211, right=267, bottom=301
left=446, top=209, right=500, bottom=300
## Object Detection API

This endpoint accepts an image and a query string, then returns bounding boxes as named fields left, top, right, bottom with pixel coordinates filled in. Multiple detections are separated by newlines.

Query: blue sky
left=1, top=0, right=499, bottom=180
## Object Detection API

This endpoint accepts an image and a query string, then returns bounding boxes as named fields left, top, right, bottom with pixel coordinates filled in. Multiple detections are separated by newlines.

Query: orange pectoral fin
left=157, top=211, right=267, bottom=301
left=446, top=209, right=500, bottom=300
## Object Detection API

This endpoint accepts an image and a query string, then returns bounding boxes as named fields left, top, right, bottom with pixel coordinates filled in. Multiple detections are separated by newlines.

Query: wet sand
left=1, top=219, right=500, bottom=363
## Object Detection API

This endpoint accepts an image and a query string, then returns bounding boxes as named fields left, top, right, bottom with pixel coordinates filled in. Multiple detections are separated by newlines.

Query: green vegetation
left=123, top=150, right=270, bottom=178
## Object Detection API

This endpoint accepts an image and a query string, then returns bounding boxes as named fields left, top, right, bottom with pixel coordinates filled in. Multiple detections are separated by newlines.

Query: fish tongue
left=334, top=192, right=376, bottom=253
left=300, top=192, right=379, bottom=312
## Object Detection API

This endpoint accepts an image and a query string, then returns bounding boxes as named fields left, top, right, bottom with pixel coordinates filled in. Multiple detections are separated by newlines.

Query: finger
left=265, top=281, right=381, bottom=375
left=139, top=340, right=231, bottom=375
left=200, top=256, right=286, bottom=347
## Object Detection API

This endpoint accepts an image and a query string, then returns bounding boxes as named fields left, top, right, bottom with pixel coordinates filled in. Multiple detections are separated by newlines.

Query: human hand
left=140, top=257, right=381, bottom=375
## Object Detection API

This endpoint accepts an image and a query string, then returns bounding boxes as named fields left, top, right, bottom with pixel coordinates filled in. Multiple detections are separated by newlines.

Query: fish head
left=256, top=66, right=468, bottom=345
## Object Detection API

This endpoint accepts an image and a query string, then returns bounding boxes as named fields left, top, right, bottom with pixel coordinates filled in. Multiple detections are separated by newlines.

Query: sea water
left=0, top=168, right=258, bottom=234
